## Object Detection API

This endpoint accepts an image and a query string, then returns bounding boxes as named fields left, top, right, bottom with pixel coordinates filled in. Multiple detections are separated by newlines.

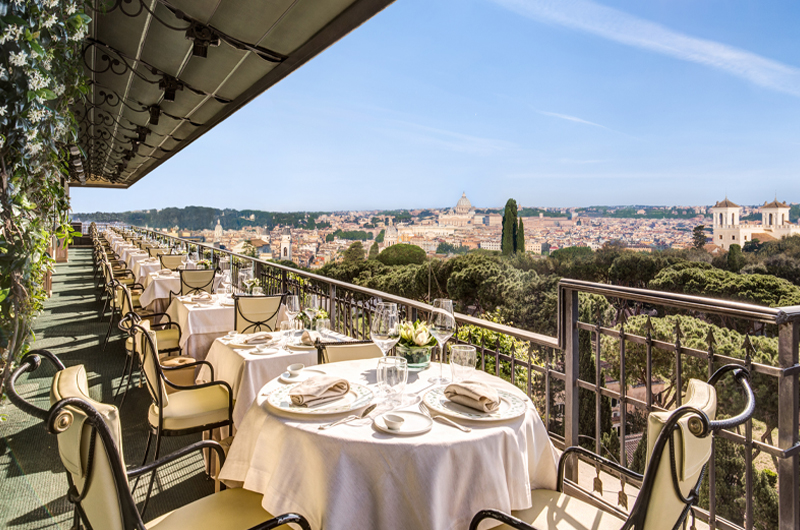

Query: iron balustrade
left=125, top=227, right=799, bottom=530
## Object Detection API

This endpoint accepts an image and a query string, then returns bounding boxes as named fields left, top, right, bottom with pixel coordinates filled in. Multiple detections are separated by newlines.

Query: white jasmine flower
left=26, top=129, right=38, bottom=141
left=0, top=106, right=7, bottom=117
left=10, top=51, right=27, bottom=67
left=45, top=0, right=59, bottom=8
left=27, top=142, right=43, bottom=155
left=1, top=25, right=23, bottom=45
left=42, top=57, right=52, bottom=71
left=67, top=3, right=77, bottom=15
left=43, top=14, right=57, bottom=29
left=54, top=84, right=65, bottom=95
left=0, top=65, right=6, bottom=78
left=28, top=108, right=48, bottom=123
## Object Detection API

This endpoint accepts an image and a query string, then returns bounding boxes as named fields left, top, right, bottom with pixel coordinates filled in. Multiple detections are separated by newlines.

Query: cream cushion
left=643, top=379, right=716, bottom=530
left=159, top=355, right=197, bottom=394
left=234, top=295, right=282, bottom=333
left=145, top=487, right=291, bottom=529
left=50, top=365, right=126, bottom=530
left=496, top=489, right=625, bottom=530
left=125, top=327, right=180, bottom=353
left=324, top=342, right=383, bottom=363
left=148, top=384, right=230, bottom=431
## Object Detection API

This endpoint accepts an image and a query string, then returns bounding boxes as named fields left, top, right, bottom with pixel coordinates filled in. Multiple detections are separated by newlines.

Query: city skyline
left=71, top=0, right=800, bottom=213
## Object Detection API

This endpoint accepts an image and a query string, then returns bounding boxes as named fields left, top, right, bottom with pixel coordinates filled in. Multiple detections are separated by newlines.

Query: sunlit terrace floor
left=0, top=248, right=214, bottom=529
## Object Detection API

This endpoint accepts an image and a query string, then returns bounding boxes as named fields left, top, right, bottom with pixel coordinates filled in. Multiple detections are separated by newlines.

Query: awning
left=73, top=0, right=394, bottom=188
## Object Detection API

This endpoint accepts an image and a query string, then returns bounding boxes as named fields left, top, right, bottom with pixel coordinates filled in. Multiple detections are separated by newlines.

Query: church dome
left=455, top=192, right=473, bottom=214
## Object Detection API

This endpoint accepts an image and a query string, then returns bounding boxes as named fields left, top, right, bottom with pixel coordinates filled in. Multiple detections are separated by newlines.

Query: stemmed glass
left=284, top=295, right=301, bottom=345
left=370, top=302, right=400, bottom=356
left=303, top=294, right=320, bottom=329
left=428, top=299, right=456, bottom=384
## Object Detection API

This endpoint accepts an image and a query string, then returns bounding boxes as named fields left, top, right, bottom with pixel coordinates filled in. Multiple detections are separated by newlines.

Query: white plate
left=219, top=298, right=235, bottom=306
left=249, top=347, right=279, bottom=356
left=267, top=382, right=373, bottom=415
left=228, top=334, right=277, bottom=348
left=287, top=343, right=315, bottom=351
left=374, top=411, right=432, bottom=436
left=278, top=368, right=326, bottom=384
left=422, top=387, right=528, bottom=422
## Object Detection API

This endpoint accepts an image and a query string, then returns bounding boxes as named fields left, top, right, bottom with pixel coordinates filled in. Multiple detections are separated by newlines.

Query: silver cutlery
left=419, top=403, right=471, bottom=433
left=318, top=403, right=377, bottom=430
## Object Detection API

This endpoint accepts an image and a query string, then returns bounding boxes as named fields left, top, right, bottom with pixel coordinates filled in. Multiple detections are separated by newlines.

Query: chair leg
left=114, top=353, right=132, bottom=401
left=206, top=429, right=213, bottom=478
left=102, top=310, right=116, bottom=352
left=140, top=430, right=163, bottom=516
left=132, top=430, right=154, bottom=495
left=100, top=294, right=110, bottom=320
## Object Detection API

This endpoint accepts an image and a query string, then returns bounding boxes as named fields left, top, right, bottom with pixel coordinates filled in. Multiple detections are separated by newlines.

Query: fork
left=419, top=403, right=471, bottom=433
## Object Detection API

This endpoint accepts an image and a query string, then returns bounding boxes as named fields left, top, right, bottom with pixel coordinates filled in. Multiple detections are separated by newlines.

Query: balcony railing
left=129, top=226, right=799, bottom=530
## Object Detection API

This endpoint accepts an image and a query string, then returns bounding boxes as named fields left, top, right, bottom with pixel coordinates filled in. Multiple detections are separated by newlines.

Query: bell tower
left=280, top=228, right=292, bottom=261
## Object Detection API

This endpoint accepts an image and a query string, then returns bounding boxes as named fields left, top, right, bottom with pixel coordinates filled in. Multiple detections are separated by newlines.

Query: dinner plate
left=219, top=298, right=235, bottom=306
left=374, top=411, right=432, bottom=436
left=286, top=343, right=315, bottom=351
left=278, top=368, right=326, bottom=384
left=421, top=386, right=528, bottom=422
left=228, top=334, right=277, bottom=348
left=267, top=382, right=373, bottom=415
left=248, top=346, right=279, bottom=356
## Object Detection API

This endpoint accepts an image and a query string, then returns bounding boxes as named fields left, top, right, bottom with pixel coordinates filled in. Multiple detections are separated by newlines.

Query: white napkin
left=158, top=269, right=173, bottom=275
left=190, top=292, right=212, bottom=302
left=444, top=380, right=501, bottom=413
left=289, top=376, right=350, bottom=407
left=241, top=332, right=275, bottom=345
left=300, top=330, right=321, bottom=346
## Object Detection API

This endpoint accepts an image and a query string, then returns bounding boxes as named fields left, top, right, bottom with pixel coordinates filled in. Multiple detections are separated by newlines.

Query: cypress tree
left=501, top=199, right=517, bottom=255
left=516, top=218, right=525, bottom=253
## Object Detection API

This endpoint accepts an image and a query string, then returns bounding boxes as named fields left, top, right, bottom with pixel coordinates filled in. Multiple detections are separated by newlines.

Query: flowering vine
left=0, top=0, right=90, bottom=393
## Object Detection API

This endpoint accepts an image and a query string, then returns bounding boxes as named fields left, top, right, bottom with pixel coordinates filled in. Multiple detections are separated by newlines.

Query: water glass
left=315, top=318, right=331, bottom=336
left=285, top=295, right=300, bottom=324
left=449, top=345, right=477, bottom=382
left=377, top=356, right=408, bottom=405
left=279, top=321, right=295, bottom=348
left=371, top=302, right=400, bottom=355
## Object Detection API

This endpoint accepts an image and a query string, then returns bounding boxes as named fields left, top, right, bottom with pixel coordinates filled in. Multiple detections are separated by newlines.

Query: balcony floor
left=0, top=248, right=214, bottom=529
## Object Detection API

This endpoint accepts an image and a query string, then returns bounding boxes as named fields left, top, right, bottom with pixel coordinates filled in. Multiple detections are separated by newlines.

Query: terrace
left=1, top=2, right=798, bottom=530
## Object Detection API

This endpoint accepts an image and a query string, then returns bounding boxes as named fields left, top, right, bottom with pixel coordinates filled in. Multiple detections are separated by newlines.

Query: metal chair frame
left=6, top=351, right=312, bottom=530
left=233, top=293, right=285, bottom=334
left=469, top=365, right=755, bottom=530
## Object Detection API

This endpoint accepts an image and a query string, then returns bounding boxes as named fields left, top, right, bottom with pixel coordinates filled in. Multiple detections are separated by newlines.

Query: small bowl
left=287, top=363, right=305, bottom=377
left=383, top=414, right=405, bottom=431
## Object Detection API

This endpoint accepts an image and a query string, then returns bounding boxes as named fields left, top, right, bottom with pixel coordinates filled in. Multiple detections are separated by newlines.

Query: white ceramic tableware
left=278, top=368, right=326, bottom=384
left=288, top=363, right=304, bottom=377
left=383, top=414, right=405, bottom=431
left=374, top=411, right=433, bottom=436
left=421, top=387, right=528, bottom=422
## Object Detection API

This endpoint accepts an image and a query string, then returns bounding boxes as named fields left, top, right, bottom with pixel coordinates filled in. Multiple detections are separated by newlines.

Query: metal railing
left=125, top=226, right=799, bottom=530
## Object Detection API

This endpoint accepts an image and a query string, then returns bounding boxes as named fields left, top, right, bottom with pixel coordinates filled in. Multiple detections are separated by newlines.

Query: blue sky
left=72, top=0, right=800, bottom=213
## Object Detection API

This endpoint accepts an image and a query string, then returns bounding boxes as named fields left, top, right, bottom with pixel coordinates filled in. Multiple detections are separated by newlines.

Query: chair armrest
left=5, top=349, right=64, bottom=421
left=162, top=359, right=214, bottom=381
left=145, top=313, right=174, bottom=325
left=127, top=440, right=226, bottom=479
left=247, top=513, right=312, bottom=530
left=469, top=510, right=542, bottom=530
left=163, top=374, right=228, bottom=393
left=557, top=446, right=644, bottom=492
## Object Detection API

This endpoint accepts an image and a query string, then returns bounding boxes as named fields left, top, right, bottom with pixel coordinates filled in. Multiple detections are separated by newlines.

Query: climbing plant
left=0, top=0, right=90, bottom=393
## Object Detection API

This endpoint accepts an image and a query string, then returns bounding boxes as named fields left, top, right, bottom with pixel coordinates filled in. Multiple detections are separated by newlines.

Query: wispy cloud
left=384, top=121, right=517, bottom=155
left=536, top=110, right=610, bottom=130
left=488, top=0, right=800, bottom=97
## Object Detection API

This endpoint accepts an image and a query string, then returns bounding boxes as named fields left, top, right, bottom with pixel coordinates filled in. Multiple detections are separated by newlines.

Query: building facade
left=711, top=198, right=799, bottom=250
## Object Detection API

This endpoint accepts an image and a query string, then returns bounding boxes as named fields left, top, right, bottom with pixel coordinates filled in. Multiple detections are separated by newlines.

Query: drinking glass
left=450, top=345, right=477, bottom=382
left=377, top=356, right=408, bottom=405
left=285, top=295, right=300, bottom=325
left=370, top=302, right=400, bottom=356
left=303, top=294, right=320, bottom=328
left=279, top=321, right=294, bottom=348
left=428, top=299, right=456, bottom=384
left=252, top=286, right=264, bottom=295
left=315, top=318, right=331, bottom=337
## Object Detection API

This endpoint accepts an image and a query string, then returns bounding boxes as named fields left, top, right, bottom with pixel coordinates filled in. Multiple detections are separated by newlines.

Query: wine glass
left=303, top=294, right=320, bottom=328
left=285, top=295, right=300, bottom=325
left=428, top=299, right=456, bottom=384
left=377, top=356, right=408, bottom=405
left=370, top=302, right=400, bottom=356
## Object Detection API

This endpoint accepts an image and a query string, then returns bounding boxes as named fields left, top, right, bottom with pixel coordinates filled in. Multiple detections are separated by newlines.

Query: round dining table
left=219, top=359, right=558, bottom=530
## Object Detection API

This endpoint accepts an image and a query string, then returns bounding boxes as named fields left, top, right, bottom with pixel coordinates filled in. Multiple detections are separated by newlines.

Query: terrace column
left=563, top=288, right=580, bottom=482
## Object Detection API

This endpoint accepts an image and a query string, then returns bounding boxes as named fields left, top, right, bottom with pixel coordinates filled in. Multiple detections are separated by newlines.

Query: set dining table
left=219, top=360, right=558, bottom=530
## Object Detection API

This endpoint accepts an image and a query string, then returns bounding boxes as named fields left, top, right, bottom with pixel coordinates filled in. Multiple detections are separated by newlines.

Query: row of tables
left=105, top=230, right=559, bottom=530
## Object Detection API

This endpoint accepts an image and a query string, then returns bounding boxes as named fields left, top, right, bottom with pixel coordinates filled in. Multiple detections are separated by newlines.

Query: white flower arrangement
left=196, top=259, right=212, bottom=269
left=398, top=320, right=436, bottom=348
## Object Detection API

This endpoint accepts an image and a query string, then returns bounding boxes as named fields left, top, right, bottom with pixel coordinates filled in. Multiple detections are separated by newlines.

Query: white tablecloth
left=141, top=272, right=225, bottom=313
left=121, top=248, right=148, bottom=269
left=198, top=338, right=320, bottom=426
left=220, top=360, right=559, bottom=530
left=199, top=329, right=352, bottom=425
left=133, top=258, right=161, bottom=284
left=165, top=294, right=236, bottom=360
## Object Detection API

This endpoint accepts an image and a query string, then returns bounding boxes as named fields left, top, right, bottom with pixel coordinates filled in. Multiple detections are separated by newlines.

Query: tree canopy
left=376, top=244, right=427, bottom=266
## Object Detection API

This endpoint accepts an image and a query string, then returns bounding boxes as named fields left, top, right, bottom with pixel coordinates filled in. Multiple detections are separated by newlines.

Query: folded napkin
left=300, top=330, right=321, bottom=346
left=158, top=269, right=173, bottom=275
left=444, top=380, right=501, bottom=413
left=289, top=376, right=350, bottom=407
left=241, top=331, right=275, bottom=344
left=190, top=293, right=212, bottom=302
